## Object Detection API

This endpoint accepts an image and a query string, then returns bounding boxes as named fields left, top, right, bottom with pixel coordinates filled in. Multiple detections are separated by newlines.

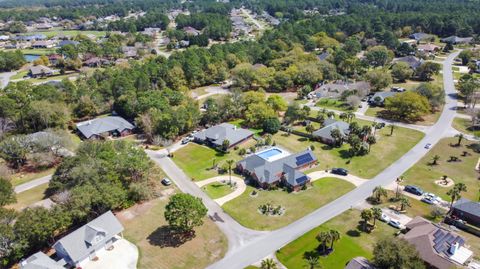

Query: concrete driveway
left=82, top=238, right=138, bottom=269
left=381, top=208, right=412, bottom=226
left=196, top=175, right=247, bottom=206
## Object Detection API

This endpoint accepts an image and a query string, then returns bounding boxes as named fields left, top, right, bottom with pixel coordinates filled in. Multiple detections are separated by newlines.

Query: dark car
left=404, top=185, right=424, bottom=196
left=161, top=178, right=172, bottom=186
left=331, top=168, right=348, bottom=176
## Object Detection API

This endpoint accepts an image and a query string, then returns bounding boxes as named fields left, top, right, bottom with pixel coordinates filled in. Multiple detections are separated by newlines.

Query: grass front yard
left=402, top=137, right=480, bottom=201
left=453, top=117, right=480, bottom=137
left=7, top=183, right=48, bottom=211
left=172, top=143, right=250, bottom=181
left=277, top=209, right=397, bottom=269
left=120, top=196, right=227, bottom=269
left=222, top=178, right=355, bottom=230
left=274, top=123, right=424, bottom=179
left=202, top=182, right=235, bottom=199
left=316, top=99, right=355, bottom=112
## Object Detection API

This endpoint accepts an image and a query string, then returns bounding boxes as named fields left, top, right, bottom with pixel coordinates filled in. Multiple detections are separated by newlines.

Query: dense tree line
left=176, top=13, right=232, bottom=40
left=107, top=10, right=170, bottom=32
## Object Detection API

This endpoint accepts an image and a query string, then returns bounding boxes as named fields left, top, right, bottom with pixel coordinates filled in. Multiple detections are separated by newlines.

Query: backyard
left=222, top=178, right=355, bottom=230
left=274, top=122, right=424, bottom=179
left=402, top=137, right=480, bottom=201
left=277, top=209, right=396, bottom=269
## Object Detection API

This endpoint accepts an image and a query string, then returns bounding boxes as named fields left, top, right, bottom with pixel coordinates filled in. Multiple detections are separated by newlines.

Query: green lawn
left=8, top=183, right=48, bottom=211
left=402, top=137, right=480, bottom=201
left=316, top=99, right=354, bottom=112
left=19, top=48, right=57, bottom=55
left=202, top=182, right=234, bottom=199
left=222, top=178, right=355, bottom=230
left=274, top=122, right=424, bottom=178
left=172, top=143, right=251, bottom=181
left=21, top=29, right=106, bottom=38
left=11, top=167, right=56, bottom=186
left=452, top=117, right=480, bottom=137
left=277, top=209, right=397, bottom=269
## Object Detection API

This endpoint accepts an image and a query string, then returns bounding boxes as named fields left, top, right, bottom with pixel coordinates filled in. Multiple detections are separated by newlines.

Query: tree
left=388, top=124, right=396, bottom=136
left=330, top=128, right=344, bottom=147
left=399, top=196, right=411, bottom=211
left=372, top=186, right=388, bottom=203
left=360, top=209, right=373, bottom=232
left=458, top=75, right=480, bottom=108
left=391, top=62, right=414, bottom=82
left=328, top=229, right=340, bottom=250
left=365, top=69, right=392, bottom=91
left=225, top=159, right=235, bottom=185
left=164, top=193, right=208, bottom=235
left=455, top=133, right=464, bottom=146
left=366, top=135, right=376, bottom=153
left=222, top=139, right=230, bottom=151
left=414, top=83, right=445, bottom=109
left=316, top=231, right=331, bottom=253
left=263, top=117, right=281, bottom=134
left=0, top=135, right=29, bottom=168
left=304, top=255, right=321, bottom=269
left=306, top=124, right=315, bottom=134
left=267, top=94, right=288, bottom=112
left=432, top=155, right=440, bottom=165
left=260, top=258, right=278, bottom=269
left=365, top=46, right=394, bottom=67
left=372, top=207, right=382, bottom=228
left=458, top=50, right=473, bottom=65
left=384, top=92, right=431, bottom=122
left=373, top=238, right=426, bottom=269
left=0, top=177, right=15, bottom=206
left=416, top=62, right=441, bottom=81
left=447, top=183, right=467, bottom=211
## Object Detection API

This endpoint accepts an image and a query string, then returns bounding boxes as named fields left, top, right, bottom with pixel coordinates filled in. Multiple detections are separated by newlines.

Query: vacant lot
left=203, top=182, right=235, bottom=199
left=120, top=195, right=227, bottom=269
left=273, top=123, right=424, bottom=178
left=172, top=142, right=253, bottom=181
left=222, top=178, right=355, bottom=230
left=403, top=137, right=479, bottom=201
left=277, top=209, right=396, bottom=269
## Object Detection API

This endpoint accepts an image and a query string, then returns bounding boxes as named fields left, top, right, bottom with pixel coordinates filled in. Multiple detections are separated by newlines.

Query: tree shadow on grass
left=147, top=225, right=195, bottom=248
left=346, top=229, right=361, bottom=237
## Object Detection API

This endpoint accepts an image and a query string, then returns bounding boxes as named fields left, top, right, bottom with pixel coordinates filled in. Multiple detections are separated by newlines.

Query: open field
left=120, top=196, right=227, bottom=269
left=402, top=137, right=480, bottom=201
left=222, top=178, right=355, bottom=230
left=277, top=209, right=396, bottom=269
left=202, top=182, right=235, bottom=199
left=274, top=123, right=424, bottom=178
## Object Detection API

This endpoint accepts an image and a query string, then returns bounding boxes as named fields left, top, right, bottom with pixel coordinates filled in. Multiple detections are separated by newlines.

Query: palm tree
left=447, top=183, right=467, bottom=211
left=455, top=133, right=464, bottom=146
left=328, top=229, right=341, bottom=250
left=260, top=258, right=278, bottom=269
left=432, top=155, right=440, bottom=165
left=316, top=231, right=331, bottom=254
left=366, top=136, right=376, bottom=153
left=399, top=196, right=411, bottom=211
left=371, top=207, right=382, bottom=228
left=360, top=209, right=373, bottom=232
left=347, top=112, right=356, bottom=123
left=225, top=159, right=235, bottom=185
left=304, top=256, right=321, bottom=269
left=339, top=112, right=348, bottom=122
left=306, top=124, right=315, bottom=134
left=372, top=186, right=388, bottom=203
left=388, top=124, right=396, bottom=136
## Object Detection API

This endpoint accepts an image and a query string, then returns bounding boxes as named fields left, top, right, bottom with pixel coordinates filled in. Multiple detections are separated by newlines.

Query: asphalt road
left=14, top=174, right=52, bottom=193
left=206, top=51, right=460, bottom=269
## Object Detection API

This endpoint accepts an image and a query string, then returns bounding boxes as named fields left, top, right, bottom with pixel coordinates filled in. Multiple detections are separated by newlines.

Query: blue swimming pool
left=257, top=148, right=282, bottom=159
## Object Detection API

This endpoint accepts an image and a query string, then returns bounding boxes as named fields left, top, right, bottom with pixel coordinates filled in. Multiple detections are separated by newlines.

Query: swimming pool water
left=257, top=148, right=282, bottom=159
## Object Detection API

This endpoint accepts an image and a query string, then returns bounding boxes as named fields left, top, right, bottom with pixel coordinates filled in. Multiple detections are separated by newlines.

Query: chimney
left=449, top=242, right=459, bottom=255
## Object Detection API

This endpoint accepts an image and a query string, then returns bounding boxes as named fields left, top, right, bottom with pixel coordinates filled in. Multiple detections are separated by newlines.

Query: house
left=345, top=257, right=376, bottom=269
left=48, top=54, right=63, bottom=65
left=21, top=251, right=65, bottom=269
left=417, top=43, right=441, bottom=54
left=35, top=23, right=53, bottom=30
left=141, top=27, right=161, bottom=37
left=83, top=57, right=110, bottom=67
left=237, top=147, right=317, bottom=191
left=393, top=56, right=423, bottom=70
left=29, top=65, right=54, bottom=78
left=193, top=123, right=253, bottom=149
left=402, top=217, right=473, bottom=269
left=183, top=26, right=201, bottom=36
left=54, top=211, right=124, bottom=268
left=409, top=33, right=432, bottom=42
left=317, top=51, right=330, bottom=61
left=31, top=40, right=55, bottom=48
left=368, top=91, right=397, bottom=106
left=311, top=81, right=371, bottom=99
left=312, top=118, right=350, bottom=144
left=0, top=35, right=10, bottom=41
left=58, top=40, right=79, bottom=47
left=122, top=46, right=138, bottom=58
left=76, top=116, right=135, bottom=139
left=451, top=198, right=480, bottom=228
left=159, top=37, right=171, bottom=46
left=441, top=36, right=473, bottom=44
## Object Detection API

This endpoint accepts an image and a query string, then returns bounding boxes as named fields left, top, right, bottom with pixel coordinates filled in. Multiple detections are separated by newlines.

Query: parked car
left=388, top=219, right=403, bottom=229
left=161, top=178, right=172, bottom=186
left=331, top=168, right=348, bottom=176
left=181, top=138, right=189, bottom=144
left=380, top=213, right=391, bottom=222
left=404, top=185, right=424, bottom=196
left=425, top=143, right=432, bottom=149
left=421, top=193, right=439, bottom=204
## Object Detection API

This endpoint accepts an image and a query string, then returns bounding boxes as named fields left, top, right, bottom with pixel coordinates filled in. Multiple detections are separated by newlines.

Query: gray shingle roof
left=410, top=33, right=431, bottom=41
left=453, top=198, right=480, bottom=217
left=441, top=36, right=473, bottom=44
left=193, top=123, right=253, bottom=147
left=238, top=149, right=316, bottom=186
left=21, top=252, right=64, bottom=269
left=312, top=119, right=350, bottom=141
left=29, top=65, right=54, bottom=76
left=76, top=116, right=134, bottom=139
left=371, top=91, right=397, bottom=103
left=394, top=56, right=423, bottom=69
left=344, top=257, right=376, bottom=269
left=53, top=211, right=124, bottom=264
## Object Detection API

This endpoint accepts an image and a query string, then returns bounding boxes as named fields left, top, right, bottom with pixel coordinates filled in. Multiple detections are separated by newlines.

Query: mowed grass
left=273, top=123, right=424, bottom=179
left=172, top=142, right=252, bottom=181
left=202, top=182, right=234, bottom=199
left=316, top=99, right=354, bottom=112
left=452, top=117, right=480, bottom=137
left=222, top=178, right=355, bottom=230
left=10, top=167, right=55, bottom=186
left=121, top=197, right=227, bottom=269
left=403, top=137, right=480, bottom=201
left=21, top=29, right=106, bottom=38
left=277, top=209, right=397, bottom=269
left=7, top=183, right=48, bottom=211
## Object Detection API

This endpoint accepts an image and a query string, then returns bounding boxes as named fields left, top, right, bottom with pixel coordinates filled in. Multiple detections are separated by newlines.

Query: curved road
left=206, top=51, right=460, bottom=269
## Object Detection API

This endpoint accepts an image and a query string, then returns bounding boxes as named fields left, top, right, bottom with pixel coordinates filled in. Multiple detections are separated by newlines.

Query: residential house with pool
left=236, top=147, right=318, bottom=191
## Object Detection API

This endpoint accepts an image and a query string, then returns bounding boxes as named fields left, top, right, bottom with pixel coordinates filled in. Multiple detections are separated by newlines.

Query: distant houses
left=440, top=36, right=473, bottom=44
left=237, top=147, right=317, bottom=191
left=409, top=33, right=432, bottom=42
left=76, top=116, right=135, bottom=140
left=312, top=118, right=350, bottom=145
left=193, top=123, right=254, bottom=149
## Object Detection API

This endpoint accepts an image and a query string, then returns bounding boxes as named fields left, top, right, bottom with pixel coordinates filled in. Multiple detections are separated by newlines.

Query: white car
left=425, top=143, right=432, bottom=149
left=161, top=178, right=172, bottom=186
left=380, top=213, right=391, bottom=223
left=388, top=219, right=403, bottom=229
left=422, top=193, right=439, bottom=204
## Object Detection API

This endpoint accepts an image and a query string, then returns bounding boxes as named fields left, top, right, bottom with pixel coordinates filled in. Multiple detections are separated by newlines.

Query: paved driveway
left=82, top=238, right=138, bottom=269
